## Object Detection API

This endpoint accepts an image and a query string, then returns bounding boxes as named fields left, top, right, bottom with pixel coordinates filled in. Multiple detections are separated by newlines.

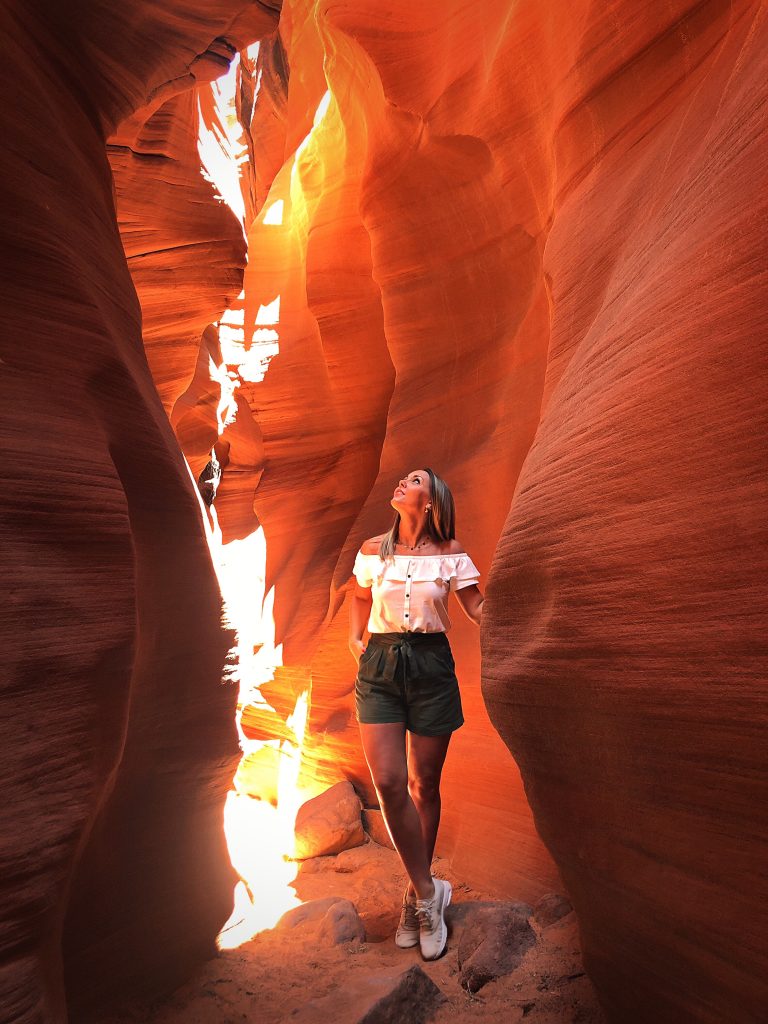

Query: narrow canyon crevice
left=0, top=1, right=766, bottom=1023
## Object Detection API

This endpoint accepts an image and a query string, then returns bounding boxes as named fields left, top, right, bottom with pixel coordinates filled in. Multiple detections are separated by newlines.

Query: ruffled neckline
left=358, top=552, right=468, bottom=558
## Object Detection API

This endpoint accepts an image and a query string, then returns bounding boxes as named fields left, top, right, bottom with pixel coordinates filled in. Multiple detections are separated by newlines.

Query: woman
left=349, top=468, right=484, bottom=960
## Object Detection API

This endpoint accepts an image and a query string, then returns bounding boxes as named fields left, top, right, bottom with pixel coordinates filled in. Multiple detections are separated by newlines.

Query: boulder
left=277, top=896, right=365, bottom=946
left=358, top=965, right=447, bottom=1024
left=292, top=964, right=447, bottom=1024
left=294, top=781, right=366, bottom=860
left=362, top=808, right=395, bottom=851
left=456, top=902, right=537, bottom=993
left=319, top=900, right=366, bottom=946
left=276, top=897, right=343, bottom=930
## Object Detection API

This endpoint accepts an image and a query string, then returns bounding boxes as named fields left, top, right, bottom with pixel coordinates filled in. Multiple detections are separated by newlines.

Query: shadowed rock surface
left=0, top=2, right=277, bottom=1021
left=455, top=903, right=537, bottom=993
left=1, top=0, right=766, bottom=1022
left=98, top=846, right=606, bottom=1024
left=533, top=894, right=574, bottom=930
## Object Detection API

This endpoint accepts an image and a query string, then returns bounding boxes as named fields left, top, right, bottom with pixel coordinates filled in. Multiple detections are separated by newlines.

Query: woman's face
left=391, top=469, right=431, bottom=514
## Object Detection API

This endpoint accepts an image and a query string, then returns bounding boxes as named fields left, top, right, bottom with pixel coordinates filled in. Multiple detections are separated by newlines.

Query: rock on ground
left=96, top=844, right=606, bottom=1024
left=362, top=808, right=395, bottom=850
left=358, top=965, right=447, bottom=1024
left=320, top=900, right=367, bottom=946
left=454, top=901, right=537, bottom=993
left=294, top=781, right=366, bottom=860
left=292, top=964, right=447, bottom=1024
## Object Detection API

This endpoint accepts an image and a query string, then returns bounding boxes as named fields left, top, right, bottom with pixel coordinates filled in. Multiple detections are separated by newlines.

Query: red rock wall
left=210, top=1, right=766, bottom=1020
left=2, top=0, right=765, bottom=1022
left=207, top=0, right=563, bottom=912
left=480, top=3, right=768, bottom=1023
left=0, top=2, right=276, bottom=1022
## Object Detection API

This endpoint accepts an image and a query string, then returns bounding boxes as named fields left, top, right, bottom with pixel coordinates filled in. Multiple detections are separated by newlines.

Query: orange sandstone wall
left=1, top=0, right=765, bottom=1022
left=0, top=3, right=276, bottom=1022
left=206, top=0, right=562, bottom=905
left=482, top=3, right=768, bottom=1023
left=212, top=1, right=767, bottom=1021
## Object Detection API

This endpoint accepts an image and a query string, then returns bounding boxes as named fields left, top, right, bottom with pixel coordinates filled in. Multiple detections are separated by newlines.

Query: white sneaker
left=415, top=877, right=452, bottom=960
left=395, top=887, right=420, bottom=948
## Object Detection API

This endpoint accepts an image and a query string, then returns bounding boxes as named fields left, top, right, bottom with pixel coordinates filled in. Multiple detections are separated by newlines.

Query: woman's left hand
left=349, top=638, right=366, bottom=664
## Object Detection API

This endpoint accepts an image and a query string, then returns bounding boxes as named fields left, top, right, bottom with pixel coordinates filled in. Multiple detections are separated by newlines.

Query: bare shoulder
left=444, top=538, right=466, bottom=555
left=424, top=537, right=465, bottom=556
left=361, top=535, right=385, bottom=555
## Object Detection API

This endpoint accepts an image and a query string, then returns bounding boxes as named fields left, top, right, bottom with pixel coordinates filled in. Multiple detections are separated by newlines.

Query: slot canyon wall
left=0, top=2, right=279, bottom=1022
left=0, top=3, right=765, bottom=1024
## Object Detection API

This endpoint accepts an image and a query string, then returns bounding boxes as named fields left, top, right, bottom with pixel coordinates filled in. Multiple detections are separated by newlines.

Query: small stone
left=289, top=964, right=446, bottom=1024
left=533, top=893, right=573, bottom=928
left=293, top=781, right=366, bottom=860
left=319, top=899, right=366, bottom=946
left=276, top=897, right=343, bottom=930
left=294, top=854, right=336, bottom=874
left=457, top=902, right=537, bottom=993
left=361, top=808, right=395, bottom=850
left=358, top=965, right=447, bottom=1024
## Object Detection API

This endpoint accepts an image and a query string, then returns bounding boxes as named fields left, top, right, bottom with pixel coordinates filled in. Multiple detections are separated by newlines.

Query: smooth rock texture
left=293, top=781, right=366, bottom=860
left=2, top=1, right=766, bottom=1024
left=277, top=897, right=344, bottom=930
left=276, top=894, right=364, bottom=944
left=318, top=899, right=366, bottom=946
left=361, top=809, right=395, bottom=851
left=0, top=2, right=277, bottom=1022
left=479, top=4, right=768, bottom=1023
left=213, top=0, right=564, bottom=914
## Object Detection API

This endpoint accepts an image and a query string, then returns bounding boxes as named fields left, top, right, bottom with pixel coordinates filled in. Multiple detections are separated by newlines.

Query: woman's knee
left=408, top=772, right=441, bottom=804
left=374, top=770, right=409, bottom=805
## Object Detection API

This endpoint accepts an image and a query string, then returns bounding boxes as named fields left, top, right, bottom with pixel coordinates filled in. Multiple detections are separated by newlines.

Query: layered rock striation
left=0, top=2, right=277, bottom=1022
left=211, top=2, right=767, bottom=1022
left=482, top=3, right=768, bottom=1021
left=1, top=0, right=766, bottom=1022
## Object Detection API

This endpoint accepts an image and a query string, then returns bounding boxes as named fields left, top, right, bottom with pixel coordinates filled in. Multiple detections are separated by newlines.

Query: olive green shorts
left=355, top=631, right=464, bottom=736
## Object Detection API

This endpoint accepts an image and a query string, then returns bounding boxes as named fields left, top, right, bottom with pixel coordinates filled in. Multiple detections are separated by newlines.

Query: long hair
left=379, top=467, right=455, bottom=560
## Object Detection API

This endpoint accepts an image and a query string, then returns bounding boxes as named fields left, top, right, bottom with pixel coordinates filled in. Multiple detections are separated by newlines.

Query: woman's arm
left=349, top=582, right=373, bottom=662
left=455, top=584, right=484, bottom=626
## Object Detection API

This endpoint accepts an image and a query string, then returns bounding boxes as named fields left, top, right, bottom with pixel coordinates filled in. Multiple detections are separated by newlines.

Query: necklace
left=396, top=536, right=429, bottom=551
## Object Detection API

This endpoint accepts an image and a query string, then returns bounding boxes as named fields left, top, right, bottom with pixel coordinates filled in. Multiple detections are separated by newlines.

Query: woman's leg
left=406, top=731, right=452, bottom=887
left=359, top=722, right=434, bottom=900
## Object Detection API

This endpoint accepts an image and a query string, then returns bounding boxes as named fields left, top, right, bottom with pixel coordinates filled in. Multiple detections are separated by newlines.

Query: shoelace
left=415, top=898, right=437, bottom=933
left=401, top=898, right=419, bottom=929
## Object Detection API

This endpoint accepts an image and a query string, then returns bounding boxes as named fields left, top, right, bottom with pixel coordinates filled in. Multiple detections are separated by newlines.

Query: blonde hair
left=379, top=468, right=455, bottom=560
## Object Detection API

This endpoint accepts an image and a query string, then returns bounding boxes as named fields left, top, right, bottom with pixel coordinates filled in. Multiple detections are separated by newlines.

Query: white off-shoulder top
left=353, top=550, right=481, bottom=634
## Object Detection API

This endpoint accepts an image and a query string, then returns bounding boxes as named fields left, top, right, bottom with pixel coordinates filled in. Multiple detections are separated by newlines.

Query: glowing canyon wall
left=1, top=2, right=766, bottom=1024
left=0, top=2, right=278, bottom=1021
left=212, top=4, right=767, bottom=1021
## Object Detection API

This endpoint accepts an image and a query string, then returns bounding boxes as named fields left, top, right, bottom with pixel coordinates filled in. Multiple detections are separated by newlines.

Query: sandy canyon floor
left=99, top=842, right=606, bottom=1024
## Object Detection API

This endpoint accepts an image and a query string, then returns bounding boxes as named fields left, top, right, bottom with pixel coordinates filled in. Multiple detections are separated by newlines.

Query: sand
left=97, top=842, right=606, bottom=1024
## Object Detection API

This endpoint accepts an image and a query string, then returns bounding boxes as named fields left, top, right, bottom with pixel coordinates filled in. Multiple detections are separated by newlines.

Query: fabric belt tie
left=368, top=631, right=446, bottom=684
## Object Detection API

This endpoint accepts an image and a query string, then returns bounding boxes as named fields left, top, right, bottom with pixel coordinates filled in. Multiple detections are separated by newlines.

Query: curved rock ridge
left=478, top=4, right=768, bottom=1024
left=0, top=2, right=278, bottom=1022
left=198, top=1, right=561, bottom=923
left=189, top=1, right=764, bottom=1022
left=1, top=1, right=766, bottom=1023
